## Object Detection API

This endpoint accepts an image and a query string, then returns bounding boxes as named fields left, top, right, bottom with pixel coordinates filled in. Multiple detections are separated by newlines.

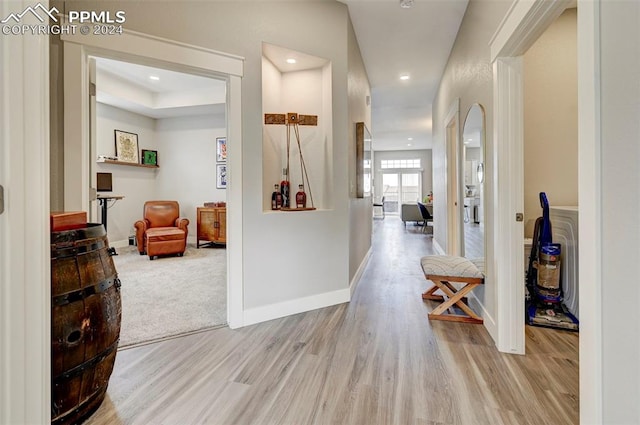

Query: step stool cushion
left=420, top=255, right=484, bottom=279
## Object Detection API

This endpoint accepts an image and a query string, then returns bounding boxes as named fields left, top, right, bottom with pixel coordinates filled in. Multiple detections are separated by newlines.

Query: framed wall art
left=141, top=149, right=158, bottom=166
left=216, top=164, right=227, bottom=189
left=114, top=130, right=139, bottom=164
left=216, top=137, right=227, bottom=162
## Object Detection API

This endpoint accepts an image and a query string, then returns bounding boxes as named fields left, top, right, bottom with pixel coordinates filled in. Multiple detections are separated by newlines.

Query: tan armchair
left=134, top=201, right=189, bottom=260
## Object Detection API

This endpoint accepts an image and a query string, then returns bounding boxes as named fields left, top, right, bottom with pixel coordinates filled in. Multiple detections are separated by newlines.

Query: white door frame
left=444, top=98, right=462, bottom=255
left=489, top=0, right=572, bottom=354
left=60, top=28, right=245, bottom=330
left=492, top=1, right=603, bottom=421
left=577, top=1, right=602, bottom=422
left=0, top=1, right=51, bottom=423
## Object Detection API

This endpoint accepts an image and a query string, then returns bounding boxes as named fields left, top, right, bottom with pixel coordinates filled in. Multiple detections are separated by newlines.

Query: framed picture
left=216, top=137, right=227, bottom=162
left=216, top=164, right=227, bottom=189
left=141, top=149, right=158, bottom=166
left=114, top=130, right=139, bottom=164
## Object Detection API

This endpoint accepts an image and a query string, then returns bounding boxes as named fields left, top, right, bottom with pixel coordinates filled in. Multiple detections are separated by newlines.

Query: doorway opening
left=380, top=171, right=422, bottom=215
left=445, top=99, right=461, bottom=256
left=61, top=28, right=245, bottom=344
left=490, top=0, right=578, bottom=355
left=90, top=57, right=229, bottom=347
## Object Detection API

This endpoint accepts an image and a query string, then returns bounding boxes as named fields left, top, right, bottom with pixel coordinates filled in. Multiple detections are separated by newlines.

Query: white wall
left=262, top=57, right=284, bottom=209
left=523, top=8, right=577, bottom=237
left=95, top=103, right=157, bottom=243
left=155, top=114, right=227, bottom=241
left=431, top=0, right=512, bottom=328
left=96, top=103, right=226, bottom=244
left=597, top=1, right=640, bottom=421
left=373, top=149, right=433, bottom=202
left=347, top=16, right=373, bottom=282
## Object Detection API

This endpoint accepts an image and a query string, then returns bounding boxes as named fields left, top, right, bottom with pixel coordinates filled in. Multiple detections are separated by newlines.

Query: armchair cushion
left=145, top=227, right=185, bottom=242
left=401, top=204, right=423, bottom=223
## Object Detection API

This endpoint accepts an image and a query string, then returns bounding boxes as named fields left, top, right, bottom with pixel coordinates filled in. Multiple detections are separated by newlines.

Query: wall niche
left=262, top=42, right=333, bottom=212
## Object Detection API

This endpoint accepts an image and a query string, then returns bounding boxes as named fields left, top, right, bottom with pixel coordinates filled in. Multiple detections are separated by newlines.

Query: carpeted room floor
left=113, top=244, right=227, bottom=347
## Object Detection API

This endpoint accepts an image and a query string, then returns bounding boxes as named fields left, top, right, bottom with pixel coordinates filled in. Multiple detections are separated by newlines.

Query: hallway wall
left=431, top=0, right=511, bottom=327
left=595, top=1, right=640, bottom=421
left=347, top=16, right=373, bottom=282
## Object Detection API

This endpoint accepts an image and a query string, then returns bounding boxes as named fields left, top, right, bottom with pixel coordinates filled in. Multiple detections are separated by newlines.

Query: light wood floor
left=86, top=216, right=578, bottom=425
left=463, top=221, right=484, bottom=260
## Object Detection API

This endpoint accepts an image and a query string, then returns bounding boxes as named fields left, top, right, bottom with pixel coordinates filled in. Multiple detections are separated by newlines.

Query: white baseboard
left=432, top=238, right=446, bottom=255
left=111, top=239, right=129, bottom=249
left=243, top=288, right=351, bottom=327
left=469, top=293, right=498, bottom=343
left=350, top=247, right=372, bottom=296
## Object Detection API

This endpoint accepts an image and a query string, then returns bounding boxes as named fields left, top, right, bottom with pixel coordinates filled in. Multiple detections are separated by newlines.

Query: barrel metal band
left=51, top=385, right=107, bottom=425
left=52, top=339, right=119, bottom=382
left=51, top=239, right=107, bottom=260
left=52, top=276, right=120, bottom=306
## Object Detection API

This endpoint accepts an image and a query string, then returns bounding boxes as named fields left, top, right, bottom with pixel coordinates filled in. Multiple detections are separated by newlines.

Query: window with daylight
left=380, top=159, right=421, bottom=169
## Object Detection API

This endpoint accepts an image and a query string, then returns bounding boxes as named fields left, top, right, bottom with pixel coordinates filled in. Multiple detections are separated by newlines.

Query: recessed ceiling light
left=407, top=143, right=412, bottom=147
left=400, top=74, right=410, bottom=81
left=286, top=58, right=296, bottom=64
left=408, top=137, right=413, bottom=141
left=149, top=75, right=160, bottom=81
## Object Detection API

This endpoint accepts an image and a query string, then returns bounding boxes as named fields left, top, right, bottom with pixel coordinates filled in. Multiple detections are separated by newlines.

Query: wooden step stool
left=420, top=255, right=485, bottom=324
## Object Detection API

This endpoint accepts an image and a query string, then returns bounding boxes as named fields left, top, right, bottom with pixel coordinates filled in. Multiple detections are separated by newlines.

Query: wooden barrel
left=51, top=223, right=121, bottom=425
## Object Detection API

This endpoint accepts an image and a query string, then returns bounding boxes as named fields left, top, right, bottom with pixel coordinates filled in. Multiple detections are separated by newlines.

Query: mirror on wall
left=356, top=122, right=372, bottom=198
left=461, top=104, right=485, bottom=261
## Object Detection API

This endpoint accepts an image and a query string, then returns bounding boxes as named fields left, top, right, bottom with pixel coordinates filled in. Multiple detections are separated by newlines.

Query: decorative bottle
left=271, top=184, right=283, bottom=210
left=280, top=168, right=290, bottom=208
left=296, top=184, right=307, bottom=208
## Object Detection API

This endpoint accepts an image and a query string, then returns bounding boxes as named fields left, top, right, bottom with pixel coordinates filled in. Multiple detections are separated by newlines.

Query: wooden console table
left=196, top=206, right=226, bottom=247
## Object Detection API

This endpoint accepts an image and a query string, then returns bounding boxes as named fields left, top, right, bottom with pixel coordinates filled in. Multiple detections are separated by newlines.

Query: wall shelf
left=97, top=159, right=159, bottom=169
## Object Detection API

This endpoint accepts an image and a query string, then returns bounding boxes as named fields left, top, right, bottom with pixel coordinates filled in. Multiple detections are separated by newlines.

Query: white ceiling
left=95, top=0, right=469, bottom=151
left=95, top=57, right=226, bottom=119
left=340, top=0, right=469, bottom=151
left=262, top=43, right=330, bottom=73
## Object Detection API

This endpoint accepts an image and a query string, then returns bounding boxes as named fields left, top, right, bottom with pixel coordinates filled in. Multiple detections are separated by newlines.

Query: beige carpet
left=113, top=244, right=227, bottom=347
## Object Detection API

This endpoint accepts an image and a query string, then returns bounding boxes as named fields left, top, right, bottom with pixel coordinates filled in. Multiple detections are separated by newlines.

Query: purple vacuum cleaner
left=526, top=192, right=578, bottom=330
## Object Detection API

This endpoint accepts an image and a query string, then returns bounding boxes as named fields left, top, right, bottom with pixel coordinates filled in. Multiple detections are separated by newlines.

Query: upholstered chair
left=134, top=201, right=189, bottom=260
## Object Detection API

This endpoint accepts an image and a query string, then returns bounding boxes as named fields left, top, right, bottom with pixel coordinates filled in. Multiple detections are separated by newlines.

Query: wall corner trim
left=469, top=294, right=498, bottom=346
left=350, top=247, right=372, bottom=296
left=432, top=238, right=446, bottom=255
